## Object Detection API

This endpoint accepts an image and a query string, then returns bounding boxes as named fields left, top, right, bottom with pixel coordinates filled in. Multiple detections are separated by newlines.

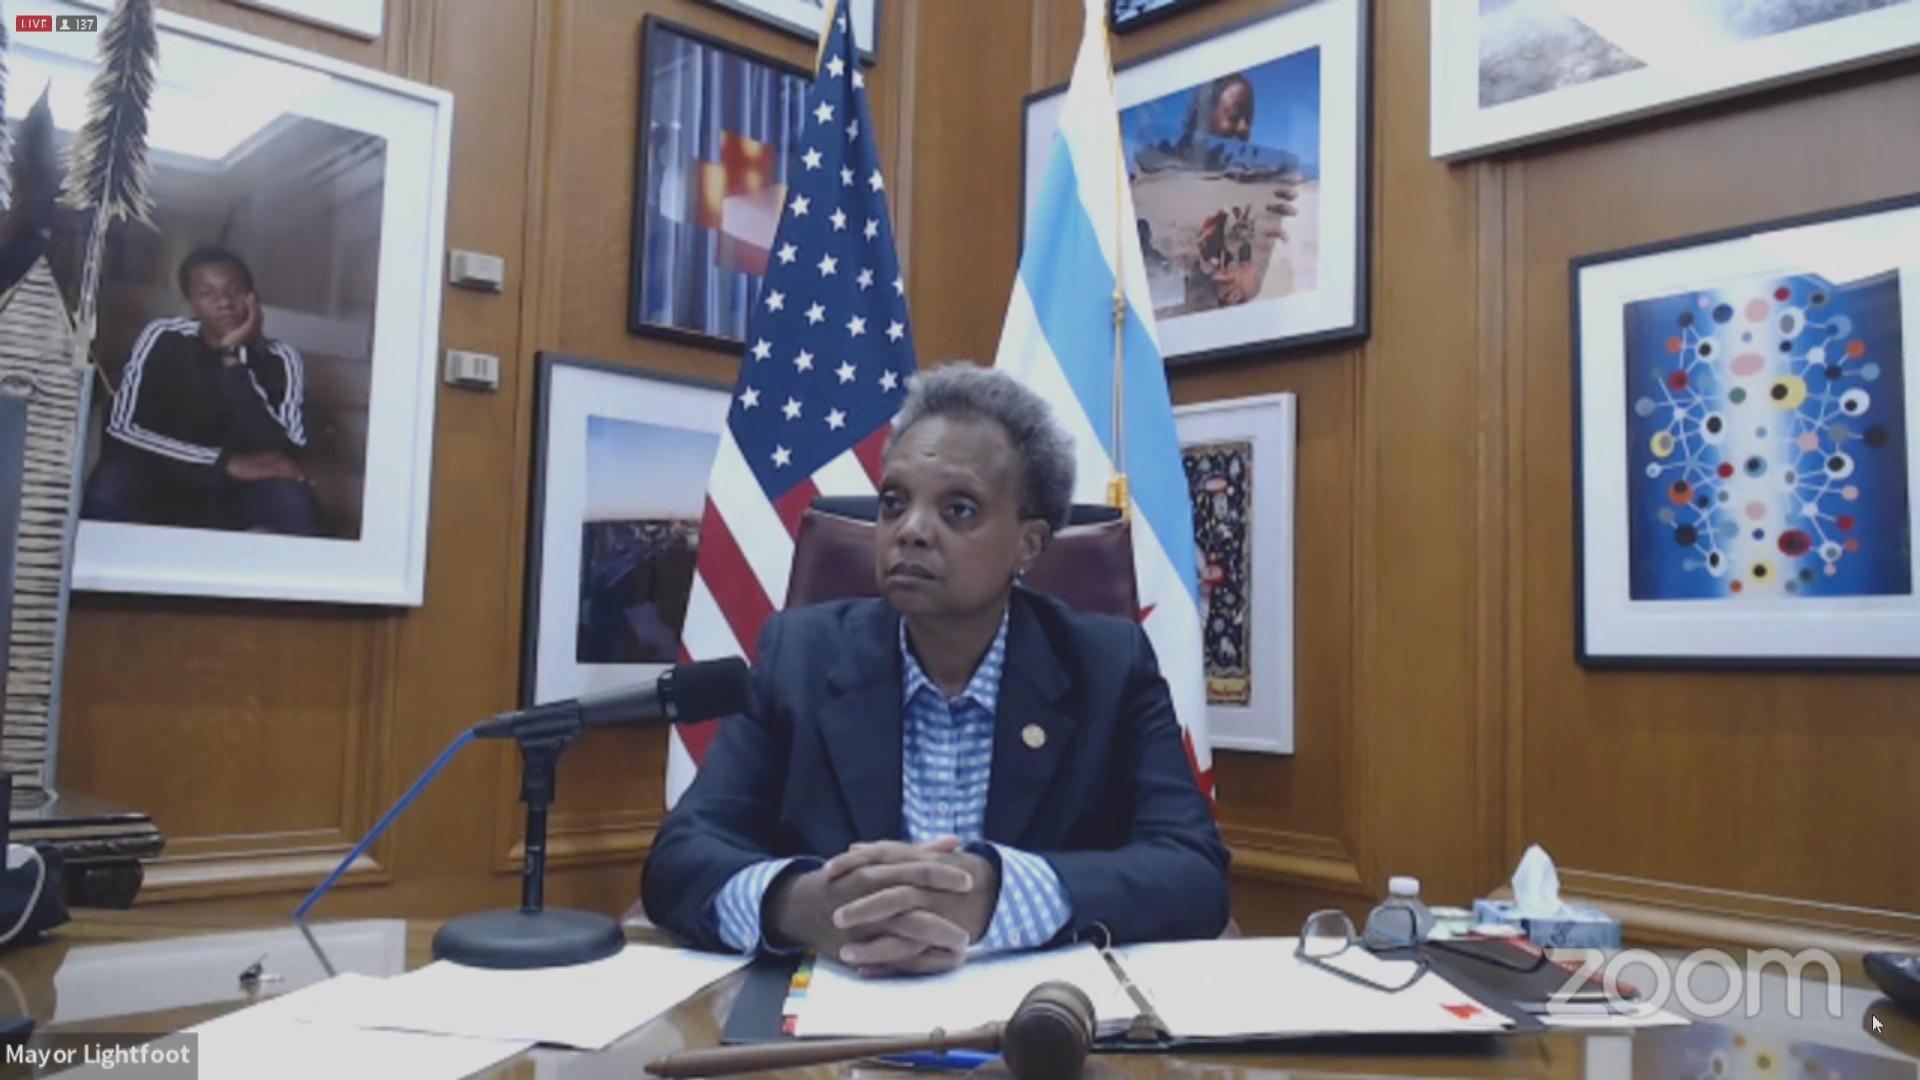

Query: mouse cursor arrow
left=1871, top=1016, right=1885, bottom=1034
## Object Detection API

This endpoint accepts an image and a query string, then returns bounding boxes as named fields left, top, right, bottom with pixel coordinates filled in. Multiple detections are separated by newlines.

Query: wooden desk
left=1, top=910, right=1915, bottom=1079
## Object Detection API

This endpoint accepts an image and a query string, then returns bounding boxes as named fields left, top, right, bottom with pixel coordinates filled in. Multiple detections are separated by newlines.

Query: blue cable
left=293, top=727, right=478, bottom=921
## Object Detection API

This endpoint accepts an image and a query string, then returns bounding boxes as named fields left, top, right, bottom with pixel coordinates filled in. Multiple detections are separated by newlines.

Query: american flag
left=668, top=2, right=914, bottom=806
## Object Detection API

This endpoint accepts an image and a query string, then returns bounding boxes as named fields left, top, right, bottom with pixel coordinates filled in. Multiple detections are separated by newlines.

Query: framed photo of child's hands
left=1023, top=0, right=1370, bottom=365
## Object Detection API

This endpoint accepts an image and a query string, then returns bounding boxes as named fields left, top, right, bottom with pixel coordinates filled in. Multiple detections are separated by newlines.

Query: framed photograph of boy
left=629, top=17, right=811, bottom=352
left=522, top=354, right=730, bottom=715
left=1573, top=193, right=1920, bottom=667
left=1022, top=0, right=1371, bottom=365
left=10, top=2, right=452, bottom=605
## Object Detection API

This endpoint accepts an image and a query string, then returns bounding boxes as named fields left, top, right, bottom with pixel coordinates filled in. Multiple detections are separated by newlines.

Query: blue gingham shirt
left=711, top=610, right=1073, bottom=954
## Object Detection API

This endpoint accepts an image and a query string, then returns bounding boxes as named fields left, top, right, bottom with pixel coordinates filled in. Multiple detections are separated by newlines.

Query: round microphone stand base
left=431, top=908, right=624, bottom=969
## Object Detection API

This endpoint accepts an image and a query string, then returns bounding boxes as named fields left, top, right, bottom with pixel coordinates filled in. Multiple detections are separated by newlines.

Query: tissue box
left=1471, top=899, right=1621, bottom=949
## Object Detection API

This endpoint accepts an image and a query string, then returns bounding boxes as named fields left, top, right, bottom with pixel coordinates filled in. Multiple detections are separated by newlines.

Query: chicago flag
left=993, top=0, right=1216, bottom=799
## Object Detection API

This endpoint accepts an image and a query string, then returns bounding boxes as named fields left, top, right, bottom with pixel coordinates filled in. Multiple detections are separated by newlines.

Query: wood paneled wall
left=1015, top=0, right=1920, bottom=951
left=55, top=0, right=1920, bottom=953
left=1502, top=69, right=1920, bottom=948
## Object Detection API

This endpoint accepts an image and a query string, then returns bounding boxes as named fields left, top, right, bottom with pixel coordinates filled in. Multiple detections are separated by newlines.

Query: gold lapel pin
left=1021, top=724, right=1047, bottom=750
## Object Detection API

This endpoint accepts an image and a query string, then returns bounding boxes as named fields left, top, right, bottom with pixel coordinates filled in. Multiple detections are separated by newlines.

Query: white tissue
left=1511, top=844, right=1571, bottom=917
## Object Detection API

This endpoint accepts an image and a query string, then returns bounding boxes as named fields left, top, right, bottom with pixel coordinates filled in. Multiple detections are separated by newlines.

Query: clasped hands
left=767, top=836, right=998, bottom=978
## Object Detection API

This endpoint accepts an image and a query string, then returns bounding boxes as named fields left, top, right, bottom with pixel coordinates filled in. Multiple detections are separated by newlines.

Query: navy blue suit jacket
left=641, top=588, right=1230, bottom=952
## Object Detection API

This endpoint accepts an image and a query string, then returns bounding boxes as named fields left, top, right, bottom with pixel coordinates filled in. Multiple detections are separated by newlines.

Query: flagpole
left=813, top=0, right=839, bottom=72
left=1101, top=9, right=1130, bottom=518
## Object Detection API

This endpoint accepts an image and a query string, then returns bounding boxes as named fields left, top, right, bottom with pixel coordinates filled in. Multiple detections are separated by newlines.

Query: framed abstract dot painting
left=1573, top=193, right=1920, bottom=668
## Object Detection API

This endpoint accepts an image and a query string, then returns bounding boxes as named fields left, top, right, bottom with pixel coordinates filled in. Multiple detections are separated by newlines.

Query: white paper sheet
left=313, top=944, right=749, bottom=1050
left=792, top=944, right=1139, bottom=1038
left=55, top=975, right=534, bottom=1080
left=1113, top=938, right=1516, bottom=1039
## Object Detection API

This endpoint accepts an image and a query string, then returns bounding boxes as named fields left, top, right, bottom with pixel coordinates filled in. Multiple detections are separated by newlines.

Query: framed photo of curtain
left=20, top=0, right=452, bottom=605
left=230, top=0, right=385, bottom=38
left=698, top=0, right=880, bottom=63
left=523, top=354, right=731, bottom=713
left=1573, top=193, right=1920, bottom=668
left=629, top=17, right=811, bottom=352
left=1021, top=0, right=1371, bottom=365
left=1432, top=0, right=1920, bottom=160
left=1174, top=393, right=1296, bottom=753
left=1111, top=0, right=1219, bottom=35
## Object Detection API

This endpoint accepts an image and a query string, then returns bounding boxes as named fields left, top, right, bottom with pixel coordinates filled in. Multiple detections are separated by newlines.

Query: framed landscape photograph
left=1175, top=393, right=1296, bottom=753
left=523, top=354, right=731, bottom=710
left=1573, top=193, right=1920, bottom=667
left=20, top=1, right=452, bottom=605
left=1111, top=0, right=1219, bottom=35
left=1022, top=0, right=1371, bottom=365
left=1432, top=0, right=1920, bottom=160
left=698, top=0, right=879, bottom=63
left=630, top=17, right=811, bottom=352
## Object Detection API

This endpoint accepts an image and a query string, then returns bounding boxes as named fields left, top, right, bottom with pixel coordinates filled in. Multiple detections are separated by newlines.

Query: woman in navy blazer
left=642, top=363, right=1228, bottom=976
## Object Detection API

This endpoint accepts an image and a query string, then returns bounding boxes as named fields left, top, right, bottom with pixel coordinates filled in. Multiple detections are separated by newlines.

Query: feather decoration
left=57, top=0, right=158, bottom=337
left=0, top=258, right=86, bottom=792
left=59, top=0, right=157, bottom=225
left=1, top=1, right=13, bottom=210
left=0, top=88, right=56, bottom=299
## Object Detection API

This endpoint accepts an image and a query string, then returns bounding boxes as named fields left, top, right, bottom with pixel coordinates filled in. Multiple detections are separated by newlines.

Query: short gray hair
left=885, top=362, right=1076, bottom=532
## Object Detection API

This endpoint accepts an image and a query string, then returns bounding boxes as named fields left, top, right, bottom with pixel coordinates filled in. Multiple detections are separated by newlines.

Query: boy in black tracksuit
left=82, top=246, right=321, bottom=535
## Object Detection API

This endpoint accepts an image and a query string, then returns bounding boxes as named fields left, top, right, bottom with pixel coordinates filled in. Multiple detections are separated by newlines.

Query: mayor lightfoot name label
left=6, top=1034, right=197, bottom=1076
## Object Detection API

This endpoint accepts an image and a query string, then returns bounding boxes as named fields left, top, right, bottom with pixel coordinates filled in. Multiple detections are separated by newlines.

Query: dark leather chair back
left=786, top=496, right=1139, bottom=618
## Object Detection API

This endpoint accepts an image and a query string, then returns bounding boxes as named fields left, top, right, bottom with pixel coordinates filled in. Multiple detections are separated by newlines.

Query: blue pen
left=874, top=1049, right=998, bottom=1071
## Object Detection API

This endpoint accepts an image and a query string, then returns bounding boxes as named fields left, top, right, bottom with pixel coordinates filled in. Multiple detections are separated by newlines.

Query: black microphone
left=474, top=657, right=751, bottom=740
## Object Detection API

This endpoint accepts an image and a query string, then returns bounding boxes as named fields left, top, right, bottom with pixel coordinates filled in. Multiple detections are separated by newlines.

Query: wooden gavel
left=646, top=979, right=1098, bottom=1079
